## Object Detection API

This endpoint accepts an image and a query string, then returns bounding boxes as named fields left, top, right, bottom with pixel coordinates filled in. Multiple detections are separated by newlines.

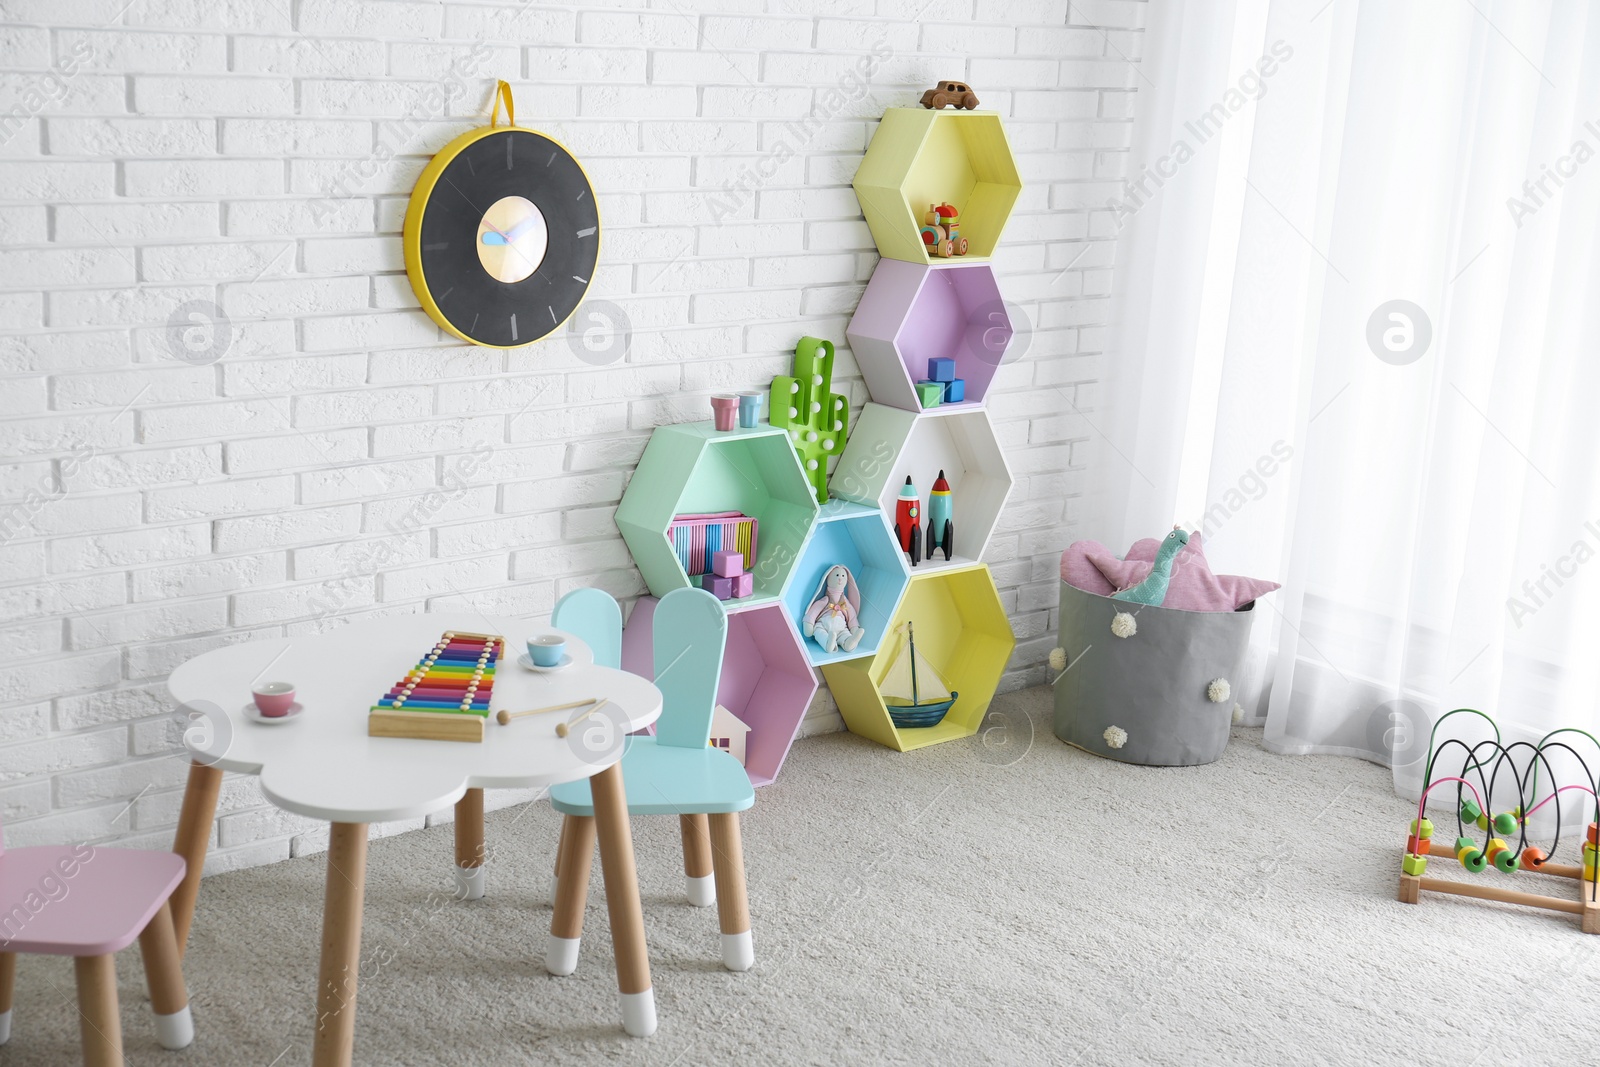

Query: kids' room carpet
left=7, top=686, right=1598, bottom=1066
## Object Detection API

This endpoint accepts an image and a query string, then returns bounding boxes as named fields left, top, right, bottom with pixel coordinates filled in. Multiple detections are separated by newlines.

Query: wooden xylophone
left=367, top=631, right=504, bottom=743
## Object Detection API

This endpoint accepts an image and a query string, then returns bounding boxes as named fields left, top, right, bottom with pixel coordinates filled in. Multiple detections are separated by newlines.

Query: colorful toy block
left=915, top=381, right=944, bottom=407
left=943, top=378, right=965, bottom=403
left=769, top=335, right=848, bottom=504
left=707, top=574, right=734, bottom=600
left=1402, top=853, right=1428, bottom=876
left=732, top=571, right=753, bottom=598
left=847, top=260, right=1010, bottom=412
left=713, top=549, right=744, bottom=578
left=928, top=356, right=955, bottom=382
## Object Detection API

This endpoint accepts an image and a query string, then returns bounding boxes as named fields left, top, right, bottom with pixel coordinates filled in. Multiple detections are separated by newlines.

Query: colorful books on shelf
left=668, top=511, right=757, bottom=577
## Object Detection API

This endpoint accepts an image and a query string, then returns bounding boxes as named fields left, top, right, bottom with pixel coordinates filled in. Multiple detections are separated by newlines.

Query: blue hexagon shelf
left=781, top=499, right=910, bottom=668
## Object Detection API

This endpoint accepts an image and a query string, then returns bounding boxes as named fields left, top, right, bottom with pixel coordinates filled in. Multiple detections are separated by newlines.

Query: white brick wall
left=0, top=0, right=1141, bottom=869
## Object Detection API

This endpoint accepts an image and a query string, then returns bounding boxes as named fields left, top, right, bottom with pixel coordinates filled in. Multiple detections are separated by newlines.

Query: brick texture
left=0, top=0, right=1141, bottom=867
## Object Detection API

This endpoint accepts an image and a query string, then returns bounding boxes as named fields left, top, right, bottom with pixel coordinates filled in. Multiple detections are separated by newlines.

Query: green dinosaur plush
left=1110, top=528, right=1190, bottom=606
left=770, top=336, right=848, bottom=504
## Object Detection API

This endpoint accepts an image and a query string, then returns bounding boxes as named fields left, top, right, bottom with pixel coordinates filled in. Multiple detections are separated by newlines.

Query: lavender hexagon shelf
left=847, top=260, right=1011, bottom=412
left=820, top=563, right=1015, bottom=752
left=615, top=421, right=820, bottom=611
left=622, top=597, right=819, bottom=787
left=830, top=402, right=1013, bottom=573
left=781, top=499, right=910, bottom=668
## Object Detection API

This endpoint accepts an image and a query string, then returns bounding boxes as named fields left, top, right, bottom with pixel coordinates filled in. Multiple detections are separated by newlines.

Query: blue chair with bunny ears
left=552, top=587, right=623, bottom=669
left=545, top=587, right=756, bottom=978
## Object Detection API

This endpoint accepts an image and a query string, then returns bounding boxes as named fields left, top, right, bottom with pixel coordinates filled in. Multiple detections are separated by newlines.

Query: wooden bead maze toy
left=1398, top=708, right=1600, bottom=934
left=368, top=630, right=504, bottom=742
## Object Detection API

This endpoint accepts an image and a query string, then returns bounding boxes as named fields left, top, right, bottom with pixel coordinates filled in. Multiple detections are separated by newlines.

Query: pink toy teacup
left=710, top=394, right=739, bottom=431
left=252, top=681, right=296, bottom=717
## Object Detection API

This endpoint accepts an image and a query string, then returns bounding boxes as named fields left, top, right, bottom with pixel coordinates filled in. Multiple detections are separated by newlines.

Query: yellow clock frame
left=403, top=82, right=601, bottom=349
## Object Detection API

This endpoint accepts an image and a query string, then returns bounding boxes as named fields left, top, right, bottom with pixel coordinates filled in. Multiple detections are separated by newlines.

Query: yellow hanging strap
left=491, top=80, right=515, bottom=127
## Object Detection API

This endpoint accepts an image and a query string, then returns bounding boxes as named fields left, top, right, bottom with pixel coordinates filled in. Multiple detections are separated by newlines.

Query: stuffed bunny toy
left=802, top=564, right=864, bottom=653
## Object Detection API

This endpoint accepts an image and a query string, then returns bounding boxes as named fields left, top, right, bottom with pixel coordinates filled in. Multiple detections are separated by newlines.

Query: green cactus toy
left=770, top=335, right=848, bottom=504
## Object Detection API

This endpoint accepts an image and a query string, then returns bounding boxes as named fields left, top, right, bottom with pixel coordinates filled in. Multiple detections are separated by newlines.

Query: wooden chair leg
left=550, top=815, right=571, bottom=907
left=313, top=822, right=368, bottom=1067
left=74, top=954, right=123, bottom=1067
left=680, top=813, right=716, bottom=907
left=546, top=814, right=595, bottom=976
left=453, top=788, right=486, bottom=900
left=170, top=760, right=223, bottom=960
left=709, top=812, right=753, bottom=972
left=0, top=951, right=14, bottom=1045
left=137, top=901, right=193, bottom=1050
left=589, top=761, right=656, bottom=1037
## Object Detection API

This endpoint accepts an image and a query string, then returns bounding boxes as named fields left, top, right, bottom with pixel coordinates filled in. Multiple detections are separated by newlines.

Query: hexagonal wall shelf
left=820, top=563, right=1014, bottom=751
left=781, top=499, right=910, bottom=669
left=847, top=260, right=1011, bottom=412
left=616, top=422, right=820, bottom=610
left=830, top=402, right=1012, bottom=573
left=853, top=108, right=1022, bottom=265
left=622, top=597, right=819, bottom=786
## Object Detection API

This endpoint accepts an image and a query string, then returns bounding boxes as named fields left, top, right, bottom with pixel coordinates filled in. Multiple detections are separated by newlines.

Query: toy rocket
left=926, top=469, right=952, bottom=561
left=893, top=475, right=922, bottom=566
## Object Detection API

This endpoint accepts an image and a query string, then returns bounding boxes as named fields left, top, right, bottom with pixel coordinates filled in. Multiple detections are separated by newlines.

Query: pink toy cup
left=710, top=394, right=739, bottom=431
left=252, top=681, right=296, bottom=717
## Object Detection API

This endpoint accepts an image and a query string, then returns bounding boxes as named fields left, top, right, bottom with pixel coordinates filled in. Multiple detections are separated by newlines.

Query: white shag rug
left=6, top=685, right=1599, bottom=1066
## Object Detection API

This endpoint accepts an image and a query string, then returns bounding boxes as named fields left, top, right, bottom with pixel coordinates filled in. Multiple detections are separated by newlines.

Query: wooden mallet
left=496, top=697, right=595, bottom=726
left=556, top=700, right=611, bottom=738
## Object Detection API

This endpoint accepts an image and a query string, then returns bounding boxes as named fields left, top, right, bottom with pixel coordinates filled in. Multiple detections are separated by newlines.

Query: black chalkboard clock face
left=403, top=86, right=599, bottom=348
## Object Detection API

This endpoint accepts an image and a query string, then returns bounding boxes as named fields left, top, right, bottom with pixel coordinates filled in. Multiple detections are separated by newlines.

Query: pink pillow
left=1059, top=533, right=1278, bottom=612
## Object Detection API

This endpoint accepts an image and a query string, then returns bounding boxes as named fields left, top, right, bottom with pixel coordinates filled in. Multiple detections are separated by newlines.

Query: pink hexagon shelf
left=622, top=597, right=818, bottom=787
left=847, top=260, right=1011, bottom=412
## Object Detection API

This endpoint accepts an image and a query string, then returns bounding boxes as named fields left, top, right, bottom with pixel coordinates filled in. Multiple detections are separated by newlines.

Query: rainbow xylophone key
left=371, top=631, right=503, bottom=715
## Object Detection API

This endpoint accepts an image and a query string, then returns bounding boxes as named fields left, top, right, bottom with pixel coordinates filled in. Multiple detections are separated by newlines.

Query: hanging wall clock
left=404, top=81, right=600, bottom=348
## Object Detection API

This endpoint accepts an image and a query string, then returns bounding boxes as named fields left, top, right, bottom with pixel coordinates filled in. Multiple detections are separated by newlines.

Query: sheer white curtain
left=1093, top=0, right=1600, bottom=799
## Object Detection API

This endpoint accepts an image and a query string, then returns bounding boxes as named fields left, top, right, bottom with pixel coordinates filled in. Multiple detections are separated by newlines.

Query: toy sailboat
left=880, top=621, right=958, bottom=729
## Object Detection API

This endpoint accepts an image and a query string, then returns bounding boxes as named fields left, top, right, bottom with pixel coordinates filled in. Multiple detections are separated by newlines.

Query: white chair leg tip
left=721, top=930, right=754, bottom=972
left=620, top=989, right=657, bottom=1037
left=154, top=1006, right=194, bottom=1050
left=545, top=935, right=581, bottom=976
left=0, top=1008, right=12, bottom=1045
left=685, top=873, right=716, bottom=907
left=453, top=864, right=486, bottom=901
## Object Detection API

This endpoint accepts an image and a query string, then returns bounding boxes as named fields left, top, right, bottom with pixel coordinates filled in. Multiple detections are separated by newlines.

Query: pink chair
left=0, top=817, right=194, bottom=1067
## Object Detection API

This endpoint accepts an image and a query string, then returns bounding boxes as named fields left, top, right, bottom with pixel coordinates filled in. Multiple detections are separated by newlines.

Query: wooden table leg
left=588, top=762, right=655, bottom=1037
left=709, top=813, right=754, bottom=971
left=0, top=950, right=14, bottom=1045
left=138, top=901, right=194, bottom=1049
left=453, top=787, right=485, bottom=900
left=170, top=761, right=222, bottom=959
left=546, top=814, right=596, bottom=976
left=680, top=813, right=715, bottom=907
left=313, top=822, right=368, bottom=1067
left=74, top=954, right=123, bottom=1067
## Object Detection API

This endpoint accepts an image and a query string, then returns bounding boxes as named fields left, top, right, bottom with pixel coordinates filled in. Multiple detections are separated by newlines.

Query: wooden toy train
left=920, top=203, right=968, bottom=259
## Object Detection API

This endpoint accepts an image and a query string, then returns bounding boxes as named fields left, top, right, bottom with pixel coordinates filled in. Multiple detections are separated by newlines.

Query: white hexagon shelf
left=829, top=402, right=1012, bottom=573
left=615, top=422, right=820, bottom=610
left=847, top=260, right=1011, bottom=412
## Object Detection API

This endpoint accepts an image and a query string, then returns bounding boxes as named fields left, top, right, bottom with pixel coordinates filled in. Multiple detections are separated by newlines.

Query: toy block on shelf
left=830, top=402, right=1013, bottom=573
left=623, top=597, right=819, bottom=786
left=821, top=563, right=1013, bottom=752
left=781, top=498, right=911, bottom=667
left=915, top=381, right=944, bottom=407
left=707, top=574, right=734, bottom=600
left=615, top=421, right=818, bottom=609
left=769, top=335, right=848, bottom=504
left=713, top=549, right=744, bottom=578
left=943, top=378, right=965, bottom=403
left=852, top=107, right=1021, bottom=265
left=733, top=571, right=753, bottom=598
left=846, top=260, right=1010, bottom=411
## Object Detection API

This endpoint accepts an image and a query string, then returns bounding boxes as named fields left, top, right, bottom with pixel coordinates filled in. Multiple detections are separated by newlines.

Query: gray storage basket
left=1052, top=581, right=1257, bottom=767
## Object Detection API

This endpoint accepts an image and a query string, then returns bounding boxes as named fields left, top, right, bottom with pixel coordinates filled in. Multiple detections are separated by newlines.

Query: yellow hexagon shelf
left=615, top=422, right=820, bottom=610
left=852, top=108, right=1022, bottom=265
left=820, top=562, right=1014, bottom=751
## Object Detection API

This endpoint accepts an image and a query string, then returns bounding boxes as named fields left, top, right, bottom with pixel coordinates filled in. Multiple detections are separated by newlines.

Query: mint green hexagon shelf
left=616, top=421, right=820, bottom=610
left=781, top=498, right=911, bottom=668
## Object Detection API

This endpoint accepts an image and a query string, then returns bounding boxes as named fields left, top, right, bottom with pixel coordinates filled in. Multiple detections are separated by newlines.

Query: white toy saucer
left=243, top=702, right=304, bottom=725
left=518, top=652, right=573, bottom=673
